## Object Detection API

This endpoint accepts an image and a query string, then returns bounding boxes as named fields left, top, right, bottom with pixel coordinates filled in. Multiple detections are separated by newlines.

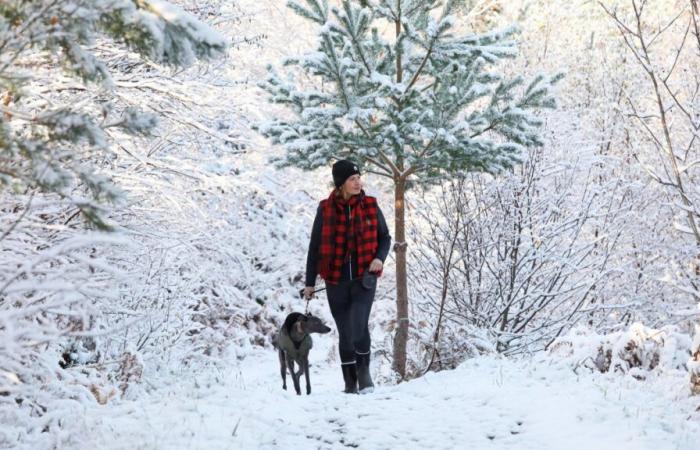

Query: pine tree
left=258, top=0, right=561, bottom=378
left=0, top=0, right=227, bottom=230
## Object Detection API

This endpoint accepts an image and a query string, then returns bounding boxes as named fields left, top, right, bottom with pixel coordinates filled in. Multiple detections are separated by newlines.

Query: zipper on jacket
left=347, top=204, right=352, bottom=280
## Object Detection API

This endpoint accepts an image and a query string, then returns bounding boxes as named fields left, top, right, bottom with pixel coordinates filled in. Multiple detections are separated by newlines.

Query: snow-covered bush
left=372, top=315, right=496, bottom=380
left=690, top=325, right=700, bottom=395
left=405, top=0, right=700, bottom=377
left=99, top=164, right=316, bottom=369
left=414, top=321, right=496, bottom=376
left=0, top=218, right=123, bottom=448
left=480, top=1, right=700, bottom=338
left=409, top=143, right=617, bottom=358
left=548, top=323, right=692, bottom=379
left=0, top=0, right=229, bottom=446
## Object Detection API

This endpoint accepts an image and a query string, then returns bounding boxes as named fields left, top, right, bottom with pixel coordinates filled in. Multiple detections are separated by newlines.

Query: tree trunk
left=392, top=177, right=409, bottom=378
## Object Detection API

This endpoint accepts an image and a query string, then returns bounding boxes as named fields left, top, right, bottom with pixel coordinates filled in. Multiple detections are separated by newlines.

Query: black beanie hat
left=332, top=159, right=361, bottom=188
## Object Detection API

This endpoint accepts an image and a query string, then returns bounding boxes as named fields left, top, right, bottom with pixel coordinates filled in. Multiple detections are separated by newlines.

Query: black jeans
left=326, top=278, right=375, bottom=364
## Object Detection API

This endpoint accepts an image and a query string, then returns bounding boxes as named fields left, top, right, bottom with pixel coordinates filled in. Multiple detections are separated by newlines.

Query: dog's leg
left=279, top=349, right=287, bottom=390
left=287, top=355, right=301, bottom=395
left=303, top=356, right=311, bottom=395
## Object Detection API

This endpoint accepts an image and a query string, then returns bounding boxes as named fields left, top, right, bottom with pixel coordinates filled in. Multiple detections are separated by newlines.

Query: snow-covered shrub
left=690, top=325, right=700, bottom=395
left=409, top=142, right=618, bottom=358
left=548, top=323, right=692, bottom=378
left=412, top=321, right=496, bottom=376
left=0, top=211, right=123, bottom=448
left=96, top=159, right=318, bottom=369
left=372, top=306, right=496, bottom=380
left=116, top=351, right=144, bottom=397
left=0, top=0, right=228, bottom=446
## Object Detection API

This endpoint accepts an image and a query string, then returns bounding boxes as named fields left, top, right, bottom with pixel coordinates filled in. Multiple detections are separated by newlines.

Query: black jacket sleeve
left=305, top=204, right=323, bottom=287
left=375, top=206, right=391, bottom=263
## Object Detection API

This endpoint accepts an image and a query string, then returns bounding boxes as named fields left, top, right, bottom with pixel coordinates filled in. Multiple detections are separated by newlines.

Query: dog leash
left=298, top=287, right=326, bottom=314
left=298, top=287, right=326, bottom=298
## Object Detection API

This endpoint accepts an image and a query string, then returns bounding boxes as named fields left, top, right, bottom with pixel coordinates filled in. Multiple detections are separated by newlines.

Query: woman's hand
left=368, top=258, right=383, bottom=273
left=303, top=286, right=315, bottom=300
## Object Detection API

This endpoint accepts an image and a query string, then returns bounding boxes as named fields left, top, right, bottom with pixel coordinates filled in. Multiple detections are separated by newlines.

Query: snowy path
left=82, top=351, right=699, bottom=450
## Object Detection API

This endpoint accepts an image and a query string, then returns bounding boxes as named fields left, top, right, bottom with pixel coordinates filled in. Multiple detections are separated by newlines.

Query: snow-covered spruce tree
left=257, top=0, right=561, bottom=377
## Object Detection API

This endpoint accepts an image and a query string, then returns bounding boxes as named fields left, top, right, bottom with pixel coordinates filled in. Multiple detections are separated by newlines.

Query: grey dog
left=275, top=312, right=331, bottom=395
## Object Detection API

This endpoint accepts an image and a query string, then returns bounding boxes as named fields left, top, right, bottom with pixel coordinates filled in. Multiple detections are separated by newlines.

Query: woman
left=304, top=159, right=391, bottom=394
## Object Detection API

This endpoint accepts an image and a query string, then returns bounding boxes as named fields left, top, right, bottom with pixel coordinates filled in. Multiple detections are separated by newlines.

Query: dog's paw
left=282, top=384, right=287, bottom=390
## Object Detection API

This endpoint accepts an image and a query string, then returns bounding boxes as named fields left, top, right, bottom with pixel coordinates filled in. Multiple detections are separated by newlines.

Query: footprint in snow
left=327, top=417, right=347, bottom=434
left=511, top=420, right=524, bottom=434
left=339, top=438, right=359, bottom=448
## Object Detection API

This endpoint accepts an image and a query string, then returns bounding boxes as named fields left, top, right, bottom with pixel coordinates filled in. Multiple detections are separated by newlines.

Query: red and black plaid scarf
left=318, top=189, right=381, bottom=284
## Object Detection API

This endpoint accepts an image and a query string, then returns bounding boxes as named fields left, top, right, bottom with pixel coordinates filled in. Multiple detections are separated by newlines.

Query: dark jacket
left=305, top=199, right=391, bottom=287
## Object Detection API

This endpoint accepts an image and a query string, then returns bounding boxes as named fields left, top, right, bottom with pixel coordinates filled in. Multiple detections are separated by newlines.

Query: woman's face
left=341, top=174, right=362, bottom=196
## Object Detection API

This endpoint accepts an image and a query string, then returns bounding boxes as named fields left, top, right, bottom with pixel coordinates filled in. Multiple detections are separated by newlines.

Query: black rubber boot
left=341, top=363, right=358, bottom=394
left=356, top=352, right=374, bottom=394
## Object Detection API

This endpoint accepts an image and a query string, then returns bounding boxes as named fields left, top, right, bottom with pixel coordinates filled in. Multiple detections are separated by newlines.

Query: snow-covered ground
left=4, top=2, right=700, bottom=449
left=78, top=337, right=699, bottom=450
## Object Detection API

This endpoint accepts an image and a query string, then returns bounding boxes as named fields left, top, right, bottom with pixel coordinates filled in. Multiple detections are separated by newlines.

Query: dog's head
left=296, top=313, right=331, bottom=335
